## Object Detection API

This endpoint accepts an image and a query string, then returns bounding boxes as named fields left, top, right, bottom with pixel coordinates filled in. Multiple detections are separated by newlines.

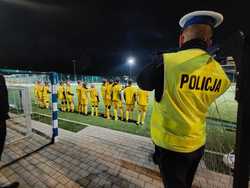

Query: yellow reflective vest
left=151, top=49, right=231, bottom=153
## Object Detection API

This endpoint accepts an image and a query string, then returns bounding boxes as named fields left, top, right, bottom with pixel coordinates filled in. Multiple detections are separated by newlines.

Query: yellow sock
left=91, top=107, right=94, bottom=116
left=141, top=112, right=146, bottom=125
left=78, top=104, right=81, bottom=113
left=104, top=107, right=107, bottom=117
left=129, top=112, right=133, bottom=120
left=95, top=108, right=98, bottom=116
left=71, top=103, right=74, bottom=112
left=46, top=102, right=49, bottom=109
left=85, top=106, right=88, bottom=115
left=107, top=109, right=110, bottom=119
left=120, top=109, right=124, bottom=120
left=137, top=113, right=141, bottom=124
left=67, top=101, right=70, bottom=111
left=114, top=109, right=118, bottom=120
left=126, top=111, right=129, bottom=121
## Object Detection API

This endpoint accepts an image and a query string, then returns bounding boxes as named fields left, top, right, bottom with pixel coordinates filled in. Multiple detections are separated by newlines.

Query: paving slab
left=0, top=120, right=243, bottom=188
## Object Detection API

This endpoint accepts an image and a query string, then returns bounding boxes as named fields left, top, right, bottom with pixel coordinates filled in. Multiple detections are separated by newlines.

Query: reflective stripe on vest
left=151, top=49, right=231, bottom=153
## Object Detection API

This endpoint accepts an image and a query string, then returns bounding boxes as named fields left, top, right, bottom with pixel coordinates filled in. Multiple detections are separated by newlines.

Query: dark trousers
left=0, top=120, right=6, bottom=160
left=155, top=145, right=204, bottom=188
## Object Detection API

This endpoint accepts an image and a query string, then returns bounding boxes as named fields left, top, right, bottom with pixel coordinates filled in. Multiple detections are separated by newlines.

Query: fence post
left=50, top=72, right=59, bottom=143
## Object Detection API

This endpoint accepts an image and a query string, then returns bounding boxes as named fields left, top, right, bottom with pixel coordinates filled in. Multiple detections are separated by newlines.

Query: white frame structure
left=6, top=85, right=32, bottom=144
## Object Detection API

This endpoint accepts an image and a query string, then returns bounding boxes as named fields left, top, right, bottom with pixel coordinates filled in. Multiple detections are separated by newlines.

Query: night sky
left=0, top=0, right=248, bottom=76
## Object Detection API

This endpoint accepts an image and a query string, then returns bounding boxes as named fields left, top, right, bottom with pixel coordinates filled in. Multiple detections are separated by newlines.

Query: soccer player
left=101, top=79, right=108, bottom=117
left=42, top=81, right=51, bottom=109
left=80, top=82, right=89, bottom=115
left=105, top=79, right=113, bottom=119
left=112, top=78, right=124, bottom=121
left=37, top=81, right=44, bottom=108
left=66, top=81, right=74, bottom=112
left=57, top=81, right=66, bottom=112
left=136, top=89, right=149, bottom=125
left=89, top=84, right=99, bottom=116
left=76, top=80, right=82, bottom=113
left=123, top=80, right=137, bottom=122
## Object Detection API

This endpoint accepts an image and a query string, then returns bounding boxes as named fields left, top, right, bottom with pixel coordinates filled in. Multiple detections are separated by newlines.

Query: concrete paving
left=0, top=120, right=238, bottom=188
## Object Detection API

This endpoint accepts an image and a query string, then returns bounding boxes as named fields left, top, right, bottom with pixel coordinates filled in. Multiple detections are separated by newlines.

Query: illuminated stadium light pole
left=127, top=56, right=135, bottom=79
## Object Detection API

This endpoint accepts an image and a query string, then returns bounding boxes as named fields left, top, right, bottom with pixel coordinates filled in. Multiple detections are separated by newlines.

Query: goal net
left=1, top=84, right=51, bottom=167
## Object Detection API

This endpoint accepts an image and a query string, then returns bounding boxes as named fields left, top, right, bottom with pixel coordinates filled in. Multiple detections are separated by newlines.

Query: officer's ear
left=207, top=39, right=213, bottom=48
left=179, top=31, right=184, bottom=48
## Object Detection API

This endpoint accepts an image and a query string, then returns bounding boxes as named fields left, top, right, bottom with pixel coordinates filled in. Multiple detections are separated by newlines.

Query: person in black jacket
left=0, top=75, right=19, bottom=188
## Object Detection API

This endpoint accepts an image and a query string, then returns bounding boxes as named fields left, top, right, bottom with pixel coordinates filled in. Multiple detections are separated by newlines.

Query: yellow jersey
left=34, top=84, right=39, bottom=97
left=151, top=49, right=231, bottom=153
left=57, top=85, right=65, bottom=100
left=137, top=89, right=149, bottom=106
left=101, top=83, right=107, bottom=99
left=112, top=84, right=122, bottom=102
left=76, top=84, right=82, bottom=101
left=66, top=85, right=74, bottom=101
left=123, top=86, right=137, bottom=105
left=42, top=85, right=50, bottom=100
left=37, top=84, right=43, bottom=99
left=105, top=83, right=113, bottom=100
left=90, top=88, right=99, bottom=103
left=80, top=87, right=89, bottom=104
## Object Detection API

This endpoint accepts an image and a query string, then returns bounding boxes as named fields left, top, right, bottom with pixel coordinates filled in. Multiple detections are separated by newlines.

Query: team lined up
left=34, top=79, right=150, bottom=125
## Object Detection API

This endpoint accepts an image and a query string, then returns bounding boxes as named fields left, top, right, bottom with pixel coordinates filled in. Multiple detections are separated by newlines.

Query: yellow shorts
left=113, top=101, right=122, bottom=109
left=138, top=105, right=147, bottom=112
left=105, top=99, right=112, bottom=107
left=126, top=104, right=134, bottom=111
left=91, top=101, right=98, bottom=107
left=81, top=99, right=88, bottom=106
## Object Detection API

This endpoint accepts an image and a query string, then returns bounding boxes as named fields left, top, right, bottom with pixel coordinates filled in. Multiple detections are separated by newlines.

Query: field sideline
left=7, top=82, right=238, bottom=173
left=9, top=82, right=237, bottom=154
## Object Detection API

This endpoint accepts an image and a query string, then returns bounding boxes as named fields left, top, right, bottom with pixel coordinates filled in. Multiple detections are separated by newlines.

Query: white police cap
left=179, top=10, right=224, bottom=29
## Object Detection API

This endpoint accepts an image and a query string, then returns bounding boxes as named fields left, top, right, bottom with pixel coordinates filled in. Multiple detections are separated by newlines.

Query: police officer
left=137, top=11, right=231, bottom=188
left=0, top=75, right=19, bottom=188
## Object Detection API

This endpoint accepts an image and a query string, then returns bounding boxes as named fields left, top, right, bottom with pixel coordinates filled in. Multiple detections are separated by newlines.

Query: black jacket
left=0, top=75, right=9, bottom=121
